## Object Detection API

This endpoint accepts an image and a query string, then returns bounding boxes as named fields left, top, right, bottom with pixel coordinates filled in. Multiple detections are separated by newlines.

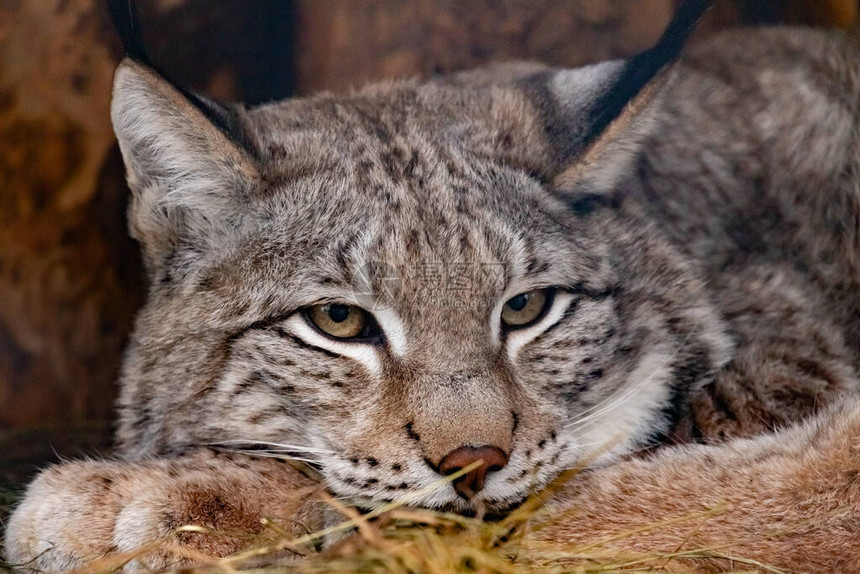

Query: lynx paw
left=4, top=452, right=322, bottom=572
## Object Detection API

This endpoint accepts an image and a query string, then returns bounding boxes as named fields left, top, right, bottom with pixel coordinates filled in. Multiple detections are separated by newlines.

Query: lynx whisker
left=219, top=449, right=324, bottom=465
left=208, top=440, right=335, bottom=455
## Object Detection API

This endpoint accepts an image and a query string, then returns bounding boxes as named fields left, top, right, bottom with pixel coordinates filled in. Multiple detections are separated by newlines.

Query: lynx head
left=111, top=2, right=728, bottom=514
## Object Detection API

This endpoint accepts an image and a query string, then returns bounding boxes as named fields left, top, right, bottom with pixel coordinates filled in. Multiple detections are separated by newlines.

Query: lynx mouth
left=441, top=498, right=526, bottom=521
left=355, top=492, right=528, bottom=521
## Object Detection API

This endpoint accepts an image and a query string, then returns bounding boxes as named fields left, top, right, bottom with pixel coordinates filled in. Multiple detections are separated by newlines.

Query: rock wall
left=0, top=0, right=134, bottom=429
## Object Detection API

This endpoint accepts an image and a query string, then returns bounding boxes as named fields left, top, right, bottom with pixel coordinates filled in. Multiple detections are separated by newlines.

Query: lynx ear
left=111, top=59, right=260, bottom=273
left=535, top=0, right=712, bottom=208
left=543, top=61, right=669, bottom=202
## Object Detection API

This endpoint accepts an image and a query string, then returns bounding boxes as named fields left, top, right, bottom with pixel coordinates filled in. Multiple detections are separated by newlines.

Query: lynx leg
left=4, top=451, right=323, bottom=572
left=540, top=401, right=860, bottom=571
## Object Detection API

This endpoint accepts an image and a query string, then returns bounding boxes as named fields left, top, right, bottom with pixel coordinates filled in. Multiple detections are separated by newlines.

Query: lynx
left=6, top=1, right=860, bottom=571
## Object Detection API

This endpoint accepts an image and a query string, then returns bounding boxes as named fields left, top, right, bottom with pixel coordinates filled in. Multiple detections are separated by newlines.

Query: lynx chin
left=6, top=3, right=860, bottom=571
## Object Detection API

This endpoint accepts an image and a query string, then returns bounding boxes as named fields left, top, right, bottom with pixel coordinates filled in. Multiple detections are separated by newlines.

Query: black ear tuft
left=107, top=0, right=150, bottom=64
left=582, top=0, right=714, bottom=149
left=106, top=0, right=260, bottom=158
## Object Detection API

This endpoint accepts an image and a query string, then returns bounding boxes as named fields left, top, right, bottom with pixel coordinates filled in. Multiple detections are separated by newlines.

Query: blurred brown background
left=0, top=0, right=856, bottom=470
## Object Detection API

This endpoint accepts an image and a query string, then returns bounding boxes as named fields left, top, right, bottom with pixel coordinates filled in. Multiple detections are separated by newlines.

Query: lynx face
left=111, top=55, right=731, bottom=514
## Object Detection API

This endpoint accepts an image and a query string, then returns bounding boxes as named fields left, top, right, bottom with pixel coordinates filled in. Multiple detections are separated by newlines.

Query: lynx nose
left=438, top=445, right=508, bottom=499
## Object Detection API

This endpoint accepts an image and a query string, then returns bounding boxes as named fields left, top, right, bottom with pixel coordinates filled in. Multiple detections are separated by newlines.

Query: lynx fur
left=6, top=22, right=860, bottom=573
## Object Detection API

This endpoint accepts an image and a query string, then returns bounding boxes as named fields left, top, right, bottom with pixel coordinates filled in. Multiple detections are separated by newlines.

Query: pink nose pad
left=438, top=445, right=508, bottom=499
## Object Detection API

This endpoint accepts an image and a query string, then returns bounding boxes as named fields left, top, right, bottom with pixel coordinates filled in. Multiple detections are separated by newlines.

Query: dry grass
left=44, top=462, right=783, bottom=574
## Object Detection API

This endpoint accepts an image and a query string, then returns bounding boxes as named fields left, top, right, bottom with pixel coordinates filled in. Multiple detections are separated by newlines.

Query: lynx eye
left=501, top=289, right=552, bottom=328
left=307, top=303, right=370, bottom=339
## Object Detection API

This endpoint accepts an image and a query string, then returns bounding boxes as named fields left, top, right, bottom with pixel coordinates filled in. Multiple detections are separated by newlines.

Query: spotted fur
left=6, top=25, right=860, bottom=572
